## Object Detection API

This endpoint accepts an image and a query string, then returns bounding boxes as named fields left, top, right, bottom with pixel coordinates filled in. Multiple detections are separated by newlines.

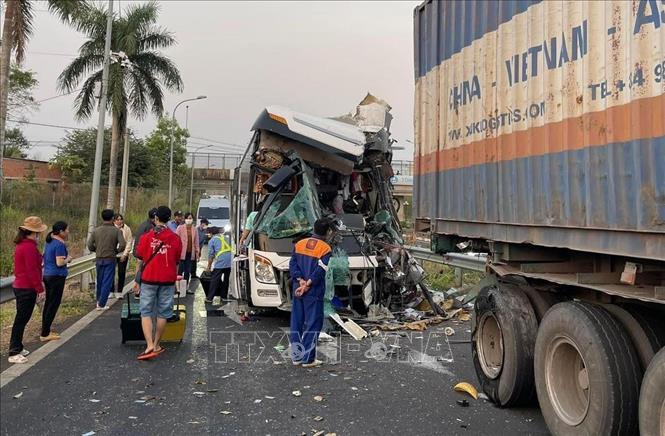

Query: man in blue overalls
left=289, top=218, right=333, bottom=368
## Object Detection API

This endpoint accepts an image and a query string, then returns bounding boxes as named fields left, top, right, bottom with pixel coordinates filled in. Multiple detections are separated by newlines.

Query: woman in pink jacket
left=176, top=212, right=200, bottom=284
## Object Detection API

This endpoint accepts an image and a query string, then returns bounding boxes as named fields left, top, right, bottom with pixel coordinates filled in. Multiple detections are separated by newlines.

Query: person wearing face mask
left=175, top=212, right=200, bottom=284
left=41, top=221, right=72, bottom=342
left=113, top=214, right=133, bottom=299
left=8, top=216, right=47, bottom=364
left=190, top=218, right=209, bottom=285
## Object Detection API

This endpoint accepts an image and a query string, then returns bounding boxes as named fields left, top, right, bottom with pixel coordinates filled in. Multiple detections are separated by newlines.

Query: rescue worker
left=206, top=226, right=233, bottom=305
left=288, top=217, right=333, bottom=368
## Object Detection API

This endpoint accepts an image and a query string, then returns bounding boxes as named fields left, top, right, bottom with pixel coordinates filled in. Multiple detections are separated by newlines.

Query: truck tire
left=534, top=302, right=641, bottom=435
left=602, top=304, right=658, bottom=370
left=618, top=303, right=665, bottom=353
left=472, top=285, right=538, bottom=407
left=522, top=287, right=561, bottom=322
left=639, top=347, right=665, bottom=436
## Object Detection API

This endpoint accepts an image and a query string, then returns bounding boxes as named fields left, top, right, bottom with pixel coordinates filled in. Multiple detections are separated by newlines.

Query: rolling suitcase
left=162, top=298, right=186, bottom=343
left=121, top=295, right=144, bottom=343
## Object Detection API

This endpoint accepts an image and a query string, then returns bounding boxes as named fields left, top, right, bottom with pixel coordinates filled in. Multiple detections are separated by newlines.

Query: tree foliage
left=4, top=128, right=30, bottom=158
left=52, top=128, right=156, bottom=188
left=144, top=117, right=190, bottom=186
left=7, top=65, right=38, bottom=120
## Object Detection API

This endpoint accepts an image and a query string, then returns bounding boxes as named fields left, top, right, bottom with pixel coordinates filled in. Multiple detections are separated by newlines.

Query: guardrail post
left=454, top=267, right=463, bottom=287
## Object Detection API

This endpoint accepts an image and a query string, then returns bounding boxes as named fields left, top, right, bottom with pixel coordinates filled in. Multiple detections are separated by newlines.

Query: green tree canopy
left=52, top=128, right=156, bottom=188
left=144, top=116, right=189, bottom=187
left=4, top=128, right=30, bottom=158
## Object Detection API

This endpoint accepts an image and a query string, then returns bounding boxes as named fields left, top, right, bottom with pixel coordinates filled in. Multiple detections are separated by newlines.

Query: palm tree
left=0, top=0, right=89, bottom=195
left=58, top=1, right=183, bottom=209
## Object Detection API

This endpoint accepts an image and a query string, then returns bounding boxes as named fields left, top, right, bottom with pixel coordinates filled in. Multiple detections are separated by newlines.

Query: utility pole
left=119, top=128, right=130, bottom=214
left=86, top=0, right=114, bottom=247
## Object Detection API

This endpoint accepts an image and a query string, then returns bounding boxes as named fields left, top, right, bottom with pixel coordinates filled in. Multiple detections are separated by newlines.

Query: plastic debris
left=454, top=382, right=479, bottom=400
left=444, top=327, right=455, bottom=336
left=13, top=392, right=23, bottom=399
left=82, top=432, right=96, bottom=436
left=314, top=416, right=324, bottom=422
left=330, top=313, right=368, bottom=340
left=88, top=399, right=101, bottom=403
left=292, top=390, right=302, bottom=397
left=265, top=396, right=275, bottom=400
left=192, top=392, right=206, bottom=397
left=186, top=359, right=195, bottom=364
left=351, top=387, right=358, bottom=391
left=254, top=399, right=262, bottom=404
left=128, top=416, right=138, bottom=420
left=273, top=344, right=286, bottom=352
left=457, top=310, right=472, bottom=322
left=220, top=411, right=232, bottom=415
left=313, top=395, right=324, bottom=402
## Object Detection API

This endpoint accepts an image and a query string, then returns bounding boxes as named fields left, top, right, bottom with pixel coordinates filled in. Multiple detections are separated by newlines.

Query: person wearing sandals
left=41, top=221, right=72, bottom=343
left=134, top=206, right=182, bottom=360
left=8, top=216, right=48, bottom=364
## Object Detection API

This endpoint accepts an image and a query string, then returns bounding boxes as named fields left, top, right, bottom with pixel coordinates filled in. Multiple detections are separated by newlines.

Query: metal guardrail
left=406, top=245, right=487, bottom=272
left=0, top=254, right=97, bottom=304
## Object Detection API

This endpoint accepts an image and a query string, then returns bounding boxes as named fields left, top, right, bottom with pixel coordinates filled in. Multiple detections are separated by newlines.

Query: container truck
left=413, top=1, right=665, bottom=434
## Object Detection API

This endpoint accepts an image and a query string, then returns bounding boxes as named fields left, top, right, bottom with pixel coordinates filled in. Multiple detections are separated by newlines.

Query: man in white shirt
left=114, top=214, right=133, bottom=299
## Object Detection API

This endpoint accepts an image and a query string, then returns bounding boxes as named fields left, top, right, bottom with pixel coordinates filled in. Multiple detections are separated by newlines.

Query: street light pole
left=189, top=144, right=214, bottom=211
left=86, top=0, right=114, bottom=247
left=119, top=128, right=130, bottom=214
left=168, top=95, right=206, bottom=209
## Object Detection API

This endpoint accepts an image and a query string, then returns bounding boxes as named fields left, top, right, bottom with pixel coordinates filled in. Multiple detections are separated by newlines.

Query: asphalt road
left=0, top=280, right=549, bottom=435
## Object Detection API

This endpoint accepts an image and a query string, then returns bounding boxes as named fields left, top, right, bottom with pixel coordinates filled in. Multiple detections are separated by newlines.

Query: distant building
left=3, top=158, right=63, bottom=185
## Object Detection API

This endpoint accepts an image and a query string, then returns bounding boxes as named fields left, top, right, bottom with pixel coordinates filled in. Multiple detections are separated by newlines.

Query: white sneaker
left=96, top=305, right=110, bottom=311
left=116, top=292, right=124, bottom=300
left=8, top=354, right=28, bottom=364
left=108, top=293, right=116, bottom=299
left=301, top=359, right=323, bottom=368
left=20, top=349, right=30, bottom=357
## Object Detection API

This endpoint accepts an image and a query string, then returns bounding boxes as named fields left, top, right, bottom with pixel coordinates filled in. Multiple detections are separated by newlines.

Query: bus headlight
left=254, top=254, right=276, bottom=284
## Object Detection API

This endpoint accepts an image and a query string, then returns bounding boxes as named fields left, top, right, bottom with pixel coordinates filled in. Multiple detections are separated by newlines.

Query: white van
left=197, top=196, right=231, bottom=232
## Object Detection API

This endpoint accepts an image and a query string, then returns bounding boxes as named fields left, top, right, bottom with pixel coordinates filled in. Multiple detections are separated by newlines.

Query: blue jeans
left=96, top=259, right=116, bottom=307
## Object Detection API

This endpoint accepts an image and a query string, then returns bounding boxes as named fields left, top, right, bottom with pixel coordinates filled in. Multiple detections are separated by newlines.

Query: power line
left=27, top=51, right=77, bottom=58
left=36, top=88, right=82, bottom=103
left=189, top=136, right=243, bottom=148
left=187, top=140, right=244, bottom=152
left=7, top=119, right=88, bottom=131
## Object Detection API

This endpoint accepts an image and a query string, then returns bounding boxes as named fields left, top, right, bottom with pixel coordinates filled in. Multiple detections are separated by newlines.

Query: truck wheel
left=534, top=302, right=641, bottom=435
left=522, top=287, right=561, bottom=322
left=619, top=303, right=665, bottom=353
left=602, top=304, right=658, bottom=370
left=472, top=285, right=538, bottom=407
left=639, top=347, right=665, bottom=436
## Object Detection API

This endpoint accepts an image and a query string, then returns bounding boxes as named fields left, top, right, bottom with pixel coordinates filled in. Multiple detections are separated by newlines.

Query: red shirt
left=13, top=238, right=44, bottom=293
left=136, top=226, right=182, bottom=285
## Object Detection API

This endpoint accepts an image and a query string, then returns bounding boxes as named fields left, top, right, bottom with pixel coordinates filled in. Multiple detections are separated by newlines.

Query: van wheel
left=639, top=347, right=665, bottom=436
left=472, top=284, right=538, bottom=406
left=534, top=302, right=641, bottom=435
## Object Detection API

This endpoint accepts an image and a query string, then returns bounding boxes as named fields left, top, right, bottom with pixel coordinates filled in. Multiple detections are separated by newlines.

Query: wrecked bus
left=414, top=1, right=665, bottom=435
left=231, top=96, right=422, bottom=314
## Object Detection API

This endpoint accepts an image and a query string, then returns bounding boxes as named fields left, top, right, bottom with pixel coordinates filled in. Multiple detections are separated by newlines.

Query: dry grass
left=0, top=280, right=95, bottom=354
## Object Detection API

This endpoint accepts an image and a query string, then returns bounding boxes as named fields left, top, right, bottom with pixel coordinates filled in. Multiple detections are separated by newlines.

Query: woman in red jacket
left=8, top=216, right=48, bottom=364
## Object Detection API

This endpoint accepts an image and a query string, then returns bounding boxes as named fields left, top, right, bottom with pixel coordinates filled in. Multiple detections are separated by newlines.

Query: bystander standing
left=41, top=221, right=71, bottom=342
left=88, top=209, right=126, bottom=310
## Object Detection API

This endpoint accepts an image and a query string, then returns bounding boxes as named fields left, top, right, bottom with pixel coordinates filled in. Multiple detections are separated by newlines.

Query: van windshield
left=199, top=207, right=230, bottom=220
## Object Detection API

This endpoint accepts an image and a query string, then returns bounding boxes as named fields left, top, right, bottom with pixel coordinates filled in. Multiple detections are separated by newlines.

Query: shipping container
left=413, top=1, right=665, bottom=435
left=414, top=0, right=665, bottom=261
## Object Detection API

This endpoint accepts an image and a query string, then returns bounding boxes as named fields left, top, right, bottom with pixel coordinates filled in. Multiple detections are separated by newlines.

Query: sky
left=12, top=0, right=420, bottom=162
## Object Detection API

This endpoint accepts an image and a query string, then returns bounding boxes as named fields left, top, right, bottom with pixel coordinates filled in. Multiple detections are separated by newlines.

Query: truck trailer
left=414, top=1, right=665, bottom=434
